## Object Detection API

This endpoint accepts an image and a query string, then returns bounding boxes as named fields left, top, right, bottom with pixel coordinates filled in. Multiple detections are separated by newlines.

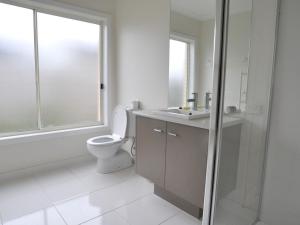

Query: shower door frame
left=202, top=0, right=230, bottom=224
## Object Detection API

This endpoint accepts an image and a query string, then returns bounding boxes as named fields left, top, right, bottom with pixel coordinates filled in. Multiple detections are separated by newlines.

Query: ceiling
left=171, top=0, right=252, bottom=21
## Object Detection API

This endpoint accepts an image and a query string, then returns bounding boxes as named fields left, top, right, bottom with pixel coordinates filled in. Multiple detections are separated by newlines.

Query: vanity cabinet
left=136, top=116, right=167, bottom=187
left=136, top=116, right=209, bottom=215
left=165, top=122, right=208, bottom=208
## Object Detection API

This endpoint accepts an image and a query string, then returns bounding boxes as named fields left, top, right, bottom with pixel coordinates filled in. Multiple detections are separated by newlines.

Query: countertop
left=133, top=110, right=243, bottom=130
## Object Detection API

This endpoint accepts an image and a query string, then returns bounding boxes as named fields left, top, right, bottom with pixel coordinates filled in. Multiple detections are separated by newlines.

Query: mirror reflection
left=169, top=0, right=252, bottom=113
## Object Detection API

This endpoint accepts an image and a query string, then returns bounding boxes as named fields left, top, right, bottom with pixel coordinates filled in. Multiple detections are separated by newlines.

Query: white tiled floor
left=0, top=155, right=202, bottom=225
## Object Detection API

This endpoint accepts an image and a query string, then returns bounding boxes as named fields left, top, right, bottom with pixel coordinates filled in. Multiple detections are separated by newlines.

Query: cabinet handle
left=153, top=129, right=164, bottom=133
left=167, top=132, right=178, bottom=137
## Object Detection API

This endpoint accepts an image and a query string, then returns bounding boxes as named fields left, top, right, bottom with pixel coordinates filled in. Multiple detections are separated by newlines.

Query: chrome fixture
left=205, top=92, right=212, bottom=111
left=187, top=93, right=199, bottom=110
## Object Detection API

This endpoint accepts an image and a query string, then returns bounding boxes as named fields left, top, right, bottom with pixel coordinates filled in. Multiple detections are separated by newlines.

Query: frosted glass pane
left=0, top=3, right=37, bottom=135
left=37, top=13, right=101, bottom=128
left=169, top=39, right=188, bottom=107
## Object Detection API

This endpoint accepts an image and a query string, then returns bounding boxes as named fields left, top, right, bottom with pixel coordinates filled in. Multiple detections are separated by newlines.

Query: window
left=168, top=35, right=194, bottom=107
left=0, top=2, right=106, bottom=137
left=0, top=3, right=37, bottom=134
left=37, top=13, right=101, bottom=129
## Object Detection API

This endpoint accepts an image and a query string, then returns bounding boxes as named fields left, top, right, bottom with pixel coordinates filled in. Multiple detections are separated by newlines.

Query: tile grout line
left=24, top=156, right=134, bottom=205
left=0, top=157, right=90, bottom=225
left=157, top=212, right=181, bottom=225
left=53, top=171, right=138, bottom=206
left=112, top=210, right=132, bottom=225
left=76, top=193, right=153, bottom=225
left=0, top=156, right=152, bottom=225
left=53, top=205, right=69, bottom=225
left=0, top=169, right=58, bottom=223
left=67, top=167, right=134, bottom=193
left=111, top=195, right=182, bottom=225
left=111, top=193, right=154, bottom=217
left=69, top=167, right=135, bottom=188
left=77, top=210, right=119, bottom=225
left=29, top=160, right=97, bottom=206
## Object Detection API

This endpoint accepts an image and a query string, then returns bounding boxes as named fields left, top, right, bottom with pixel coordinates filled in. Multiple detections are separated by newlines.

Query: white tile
left=0, top=171, right=52, bottom=222
left=65, top=156, right=97, bottom=178
left=77, top=167, right=136, bottom=192
left=161, top=212, right=202, bottom=225
left=115, top=195, right=179, bottom=225
left=31, top=163, right=89, bottom=203
left=55, top=176, right=153, bottom=225
left=0, top=170, right=35, bottom=196
left=82, top=212, right=129, bottom=225
left=41, top=178, right=89, bottom=203
left=31, top=163, right=76, bottom=187
left=66, top=157, right=135, bottom=192
left=2, top=207, right=66, bottom=225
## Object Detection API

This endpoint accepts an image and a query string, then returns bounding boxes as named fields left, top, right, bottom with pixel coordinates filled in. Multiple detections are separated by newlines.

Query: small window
left=168, top=38, right=191, bottom=107
left=0, top=2, right=105, bottom=137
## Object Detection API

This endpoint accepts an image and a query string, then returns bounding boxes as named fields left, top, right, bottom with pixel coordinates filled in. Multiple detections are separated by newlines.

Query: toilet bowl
left=87, top=106, right=133, bottom=173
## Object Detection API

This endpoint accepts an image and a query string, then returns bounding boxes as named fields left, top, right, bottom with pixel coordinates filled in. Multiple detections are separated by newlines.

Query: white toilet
left=87, top=106, right=133, bottom=173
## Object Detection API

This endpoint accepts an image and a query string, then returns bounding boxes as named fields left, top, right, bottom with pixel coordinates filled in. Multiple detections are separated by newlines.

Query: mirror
left=169, top=0, right=252, bottom=112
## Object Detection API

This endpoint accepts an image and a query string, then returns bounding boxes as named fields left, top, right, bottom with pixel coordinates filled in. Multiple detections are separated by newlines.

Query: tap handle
left=192, top=92, right=198, bottom=97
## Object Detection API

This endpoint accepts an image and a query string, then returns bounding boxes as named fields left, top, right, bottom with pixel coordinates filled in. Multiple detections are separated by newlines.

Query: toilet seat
left=87, top=134, right=123, bottom=147
left=86, top=105, right=133, bottom=173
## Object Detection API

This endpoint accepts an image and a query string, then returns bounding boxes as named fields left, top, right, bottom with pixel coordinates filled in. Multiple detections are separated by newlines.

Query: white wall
left=260, top=1, right=300, bottom=224
left=115, top=0, right=170, bottom=110
left=0, top=0, right=115, bottom=174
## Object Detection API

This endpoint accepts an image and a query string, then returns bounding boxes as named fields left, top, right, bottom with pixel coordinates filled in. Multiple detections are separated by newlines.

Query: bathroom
left=0, top=0, right=298, bottom=225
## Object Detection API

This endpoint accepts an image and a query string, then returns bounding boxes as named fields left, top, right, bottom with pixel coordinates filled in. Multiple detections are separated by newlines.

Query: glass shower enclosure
left=203, top=0, right=279, bottom=225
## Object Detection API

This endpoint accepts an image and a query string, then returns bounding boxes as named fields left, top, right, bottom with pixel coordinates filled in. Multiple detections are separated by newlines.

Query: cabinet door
left=136, top=116, right=166, bottom=187
left=165, top=122, right=209, bottom=208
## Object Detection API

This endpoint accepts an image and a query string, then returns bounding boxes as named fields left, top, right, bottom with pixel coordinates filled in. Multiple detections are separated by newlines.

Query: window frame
left=0, top=0, right=112, bottom=139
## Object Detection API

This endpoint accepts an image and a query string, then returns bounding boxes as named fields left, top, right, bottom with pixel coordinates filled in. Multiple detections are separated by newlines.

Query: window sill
left=0, top=125, right=110, bottom=146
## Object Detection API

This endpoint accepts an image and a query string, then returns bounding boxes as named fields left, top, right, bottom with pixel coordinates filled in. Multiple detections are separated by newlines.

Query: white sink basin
left=154, top=108, right=210, bottom=120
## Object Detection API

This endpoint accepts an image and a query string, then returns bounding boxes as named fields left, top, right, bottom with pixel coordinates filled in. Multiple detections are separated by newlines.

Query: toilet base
left=96, top=149, right=133, bottom=174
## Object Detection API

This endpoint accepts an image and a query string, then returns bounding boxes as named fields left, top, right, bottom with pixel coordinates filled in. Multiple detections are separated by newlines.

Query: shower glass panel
left=37, top=13, right=101, bottom=128
left=0, top=3, right=37, bottom=135
left=208, top=0, right=277, bottom=225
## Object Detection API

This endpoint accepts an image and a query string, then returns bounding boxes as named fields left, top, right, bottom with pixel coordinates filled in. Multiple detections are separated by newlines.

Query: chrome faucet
left=205, top=92, right=212, bottom=111
left=187, top=93, right=198, bottom=111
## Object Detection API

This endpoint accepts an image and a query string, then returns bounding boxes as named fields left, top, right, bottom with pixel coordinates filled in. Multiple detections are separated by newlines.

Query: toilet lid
left=112, top=105, right=127, bottom=138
